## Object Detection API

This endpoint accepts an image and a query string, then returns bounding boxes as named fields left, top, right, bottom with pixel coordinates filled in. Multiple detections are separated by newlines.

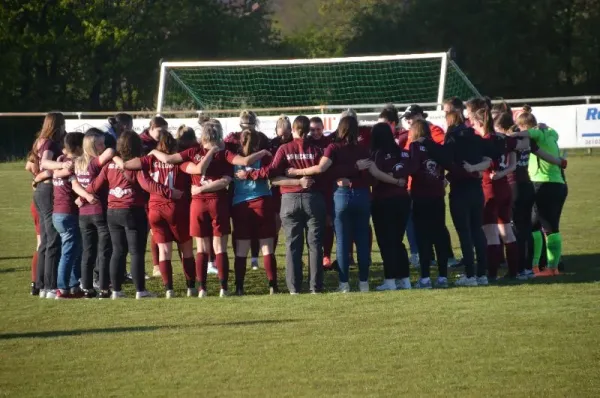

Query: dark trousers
left=33, top=183, right=60, bottom=290
left=532, top=182, right=568, bottom=234
left=80, top=213, right=112, bottom=290
left=280, top=192, right=325, bottom=293
left=449, top=182, right=487, bottom=278
left=512, top=182, right=535, bottom=272
left=413, top=196, right=448, bottom=278
left=107, top=207, right=148, bottom=292
left=371, top=196, right=411, bottom=279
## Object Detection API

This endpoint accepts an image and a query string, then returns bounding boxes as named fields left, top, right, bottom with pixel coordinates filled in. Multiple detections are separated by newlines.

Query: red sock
left=234, top=256, right=247, bottom=289
left=487, top=244, right=502, bottom=279
left=182, top=256, right=196, bottom=286
left=195, top=253, right=208, bottom=289
left=251, top=239, right=259, bottom=258
left=505, top=242, right=519, bottom=277
left=31, top=251, right=38, bottom=282
left=263, top=254, right=277, bottom=287
left=150, top=238, right=159, bottom=266
left=158, top=260, right=173, bottom=289
left=323, top=225, right=334, bottom=258
left=216, top=253, right=229, bottom=290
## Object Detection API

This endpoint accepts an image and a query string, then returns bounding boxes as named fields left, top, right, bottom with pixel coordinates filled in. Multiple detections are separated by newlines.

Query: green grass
left=0, top=158, right=599, bottom=397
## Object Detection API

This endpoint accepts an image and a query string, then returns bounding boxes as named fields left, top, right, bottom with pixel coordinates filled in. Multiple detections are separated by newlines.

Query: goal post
left=156, top=51, right=480, bottom=115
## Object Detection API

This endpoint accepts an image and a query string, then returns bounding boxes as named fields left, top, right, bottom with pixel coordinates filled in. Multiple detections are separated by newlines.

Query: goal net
left=156, top=52, right=480, bottom=114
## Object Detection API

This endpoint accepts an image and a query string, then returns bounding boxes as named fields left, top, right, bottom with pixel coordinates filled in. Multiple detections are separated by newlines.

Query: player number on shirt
left=150, top=171, right=174, bottom=189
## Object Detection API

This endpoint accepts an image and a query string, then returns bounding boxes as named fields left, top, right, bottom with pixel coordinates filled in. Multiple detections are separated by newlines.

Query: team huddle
left=26, top=97, right=568, bottom=299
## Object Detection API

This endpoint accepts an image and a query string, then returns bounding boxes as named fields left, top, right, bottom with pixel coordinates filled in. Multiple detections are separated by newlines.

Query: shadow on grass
left=0, top=319, right=299, bottom=340
left=0, top=256, right=31, bottom=261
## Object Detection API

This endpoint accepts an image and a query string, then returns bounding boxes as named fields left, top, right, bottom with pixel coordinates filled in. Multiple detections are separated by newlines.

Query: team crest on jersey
left=425, top=160, right=439, bottom=176
left=109, top=187, right=132, bottom=198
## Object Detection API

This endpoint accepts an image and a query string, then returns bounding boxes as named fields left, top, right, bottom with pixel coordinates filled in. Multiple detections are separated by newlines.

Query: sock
left=504, top=242, right=519, bottom=277
left=546, top=233, right=563, bottom=269
left=158, top=260, right=173, bottom=290
left=263, top=254, right=277, bottom=287
left=182, top=257, right=196, bottom=286
left=323, top=225, right=334, bottom=258
left=216, top=253, right=229, bottom=290
left=31, top=251, right=38, bottom=282
left=532, top=230, right=543, bottom=267
left=251, top=239, right=259, bottom=258
left=195, top=253, right=208, bottom=290
left=539, top=233, right=548, bottom=269
left=486, top=244, right=502, bottom=279
left=150, top=238, right=159, bottom=266
left=234, top=256, right=247, bottom=290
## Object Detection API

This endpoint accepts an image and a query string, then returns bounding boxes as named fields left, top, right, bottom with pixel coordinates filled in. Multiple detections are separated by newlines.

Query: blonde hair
left=275, top=114, right=291, bottom=134
left=516, top=105, right=537, bottom=129
left=75, top=131, right=103, bottom=173
left=239, top=110, right=258, bottom=130
left=200, top=121, right=223, bottom=146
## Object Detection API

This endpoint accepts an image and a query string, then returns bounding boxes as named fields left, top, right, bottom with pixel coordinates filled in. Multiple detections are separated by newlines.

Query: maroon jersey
left=139, top=129, right=158, bottom=155
left=180, top=146, right=233, bottom=199
left=482, top=133, right=513, bottom=198
left=248, top=138, right=325, bottom=194
left=52, top=155, right=78, bottom=214
left=76, top=157, right=106, bottom=216
left=140, top=155, right=189, bottom=207
left=88, top=161, right=171, bottom=209
left=371, top=149, right=410, bottom=199
left=357, top=126, right=371, bottom=150
left=394, top=129, right=409, bottom=149
left=308, top=134, right=332, bottom=150
left=324, top=142, right=372, bottom=189
left=37, top=139, right=61, bottom=172
left=407, top=142, right=445, bottom=198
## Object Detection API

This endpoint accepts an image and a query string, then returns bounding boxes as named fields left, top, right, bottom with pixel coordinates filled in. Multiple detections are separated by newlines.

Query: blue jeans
left=406, top=210, right=419, bottom=255
left=52, top=213, right=82, bottom=290
left=333, top=187, right=371, bottom=283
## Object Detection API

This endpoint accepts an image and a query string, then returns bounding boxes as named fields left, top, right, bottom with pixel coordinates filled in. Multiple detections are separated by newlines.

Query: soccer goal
left=156, top=51, right=480, bottom=115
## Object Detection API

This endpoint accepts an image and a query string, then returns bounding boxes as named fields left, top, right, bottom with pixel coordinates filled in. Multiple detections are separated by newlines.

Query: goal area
left=156, top=51, right=480, bottom=115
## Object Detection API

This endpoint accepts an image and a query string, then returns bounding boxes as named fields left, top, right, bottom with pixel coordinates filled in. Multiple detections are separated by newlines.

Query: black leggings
left=33, top=183, right=61, bottom=290
left=371, top=196, right=411, bottom=280
left=449, top=182, right=487, bottom=278
left=413, top=196, right=448, bottom=278
left=80, top=213, right=112, bottom=290
left=107, top=207, right=148, bottom=292
left=512, top=181, right=535, bottom=272
left=532, top=182, right=568, bottom=234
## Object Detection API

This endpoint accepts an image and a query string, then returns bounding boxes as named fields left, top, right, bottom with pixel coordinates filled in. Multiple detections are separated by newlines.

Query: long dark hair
left=370, top=122, right=401, bottom=158
left=335, top=116, right=359, bottom=145
left=117, top=130, right=142, bottom=161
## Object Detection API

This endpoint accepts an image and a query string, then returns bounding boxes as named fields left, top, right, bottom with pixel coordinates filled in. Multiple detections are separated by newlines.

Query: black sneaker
left=236, top=287, right=244, bottom=296
left=30, top=282, right=40, bottom=296
left=98, top=290, right=111, bottom=299
left=84, top=289, right=97, bottom=299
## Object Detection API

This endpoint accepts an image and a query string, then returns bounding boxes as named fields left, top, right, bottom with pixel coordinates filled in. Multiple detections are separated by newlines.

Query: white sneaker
left=476, top=276, right=489, bottom=286
left=455, top=276, right=478, bottom=287
left=219, top=289, right=228, bottom=298
left=144, top=274, right=150, bottom=280
left=198, top=289, right=207, bottom=298
left=152, top=266, right=161, bottom=277
left=187, top=288, right=198, bottom=297
left=410, top=254, right=420, bottom=268
left=251, top=258, right=259, bottom=270
left=207, top=263, right=218, bottom=275
left=45, top=289, right=57, bottom=299
left=111, top=291, right=126, bottom=300
left=396, top=278, right=412, bottom=290
left=135, top=291, right=156, bottom=299
left=165, top=290, right=175, bottom=299
left=337, top=282, right=350, bottom=293
left=375, top=279, right=397, bottom=291
left=358, top=281, right=369, bottom=292
left=39, top=289, right=47, bottom=299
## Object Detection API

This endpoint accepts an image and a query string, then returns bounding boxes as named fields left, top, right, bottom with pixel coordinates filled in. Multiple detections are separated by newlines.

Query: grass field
left=0, top=157, right=599, bottom=397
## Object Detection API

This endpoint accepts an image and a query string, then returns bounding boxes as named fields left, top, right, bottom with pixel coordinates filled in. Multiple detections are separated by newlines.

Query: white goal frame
left=156, top=51, right=454, bottom=115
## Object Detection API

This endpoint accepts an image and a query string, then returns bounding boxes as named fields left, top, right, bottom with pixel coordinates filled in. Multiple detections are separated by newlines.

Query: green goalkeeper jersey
left=528, top=127, right=564, bottom=184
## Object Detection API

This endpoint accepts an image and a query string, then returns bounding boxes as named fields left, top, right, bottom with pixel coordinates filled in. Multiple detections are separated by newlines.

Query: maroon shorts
left=483, top=194, right=512, bottom=225
left=190, top=197, right=231, bottom=238
left=31, top=201, right=40, bottom=235
left=148, top=203, right=191, bottom=244
left=232, top=196, right=276, bottom=240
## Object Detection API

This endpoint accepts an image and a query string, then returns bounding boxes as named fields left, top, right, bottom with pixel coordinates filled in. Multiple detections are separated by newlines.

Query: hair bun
left=522, top=104, right=532, bottom=113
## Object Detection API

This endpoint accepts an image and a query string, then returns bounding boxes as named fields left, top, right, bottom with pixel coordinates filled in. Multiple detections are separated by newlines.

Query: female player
left=70, top=129, right=115, bottom=298
left=26, top=151, right=41, bottom=295
left=31, top=112, right=66, bottom=298
left=407, top=120, right=450, bottom=288
left=118, top=130, right=196, bottom=298
left=512, top=107, right=568, bottom=276
left=87, top=131, right=176, bottom=299
left=287, top=116, right=372, bottom=293
left=359, top=122, right=411, bottom=291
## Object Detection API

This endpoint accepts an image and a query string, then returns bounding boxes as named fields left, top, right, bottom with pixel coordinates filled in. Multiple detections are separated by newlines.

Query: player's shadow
left=0, top=319, right=299, bottom=340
